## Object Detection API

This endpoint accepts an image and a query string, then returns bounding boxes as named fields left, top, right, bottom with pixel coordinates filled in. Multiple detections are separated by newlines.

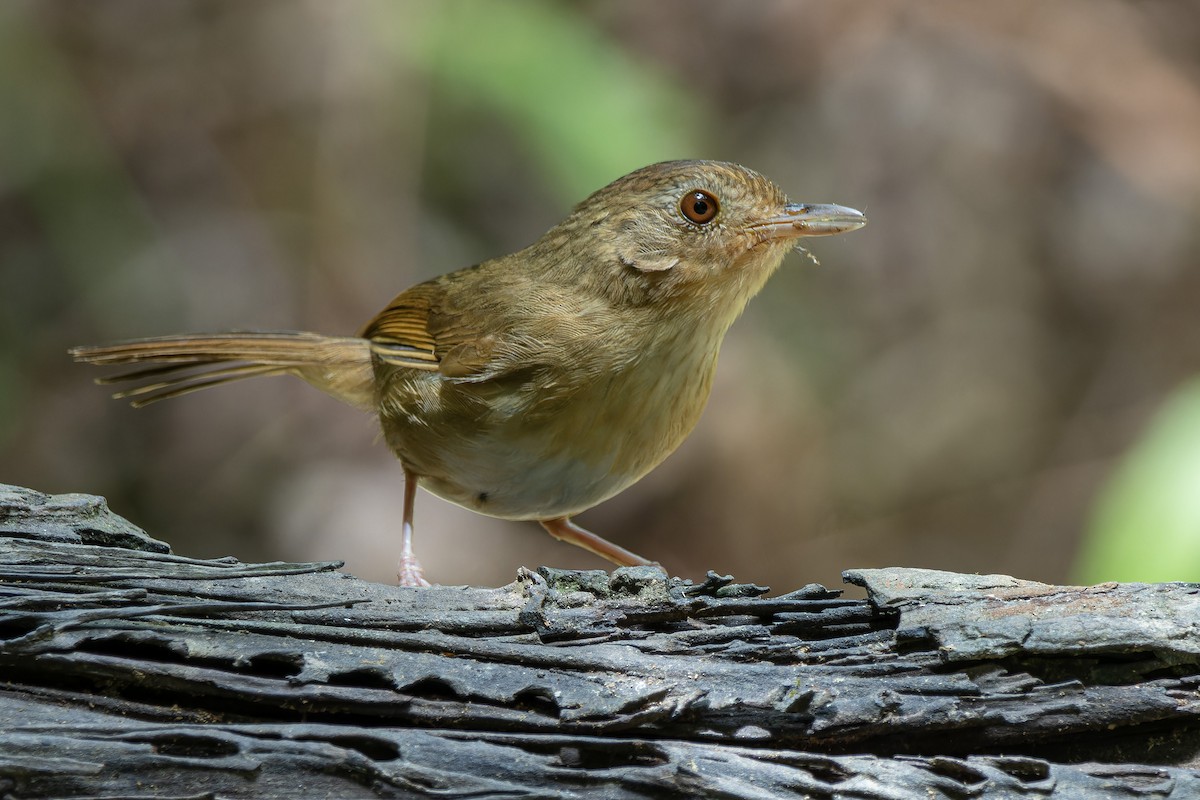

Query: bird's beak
left=748, top=203, right=867, bottom=242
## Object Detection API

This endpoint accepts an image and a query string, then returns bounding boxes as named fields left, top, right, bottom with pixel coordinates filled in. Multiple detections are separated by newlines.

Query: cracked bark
left=1, top=482, right=1198, bottom=798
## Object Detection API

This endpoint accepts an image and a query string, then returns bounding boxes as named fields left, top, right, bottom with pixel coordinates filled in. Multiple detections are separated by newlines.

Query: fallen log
left=1, top=483, right=1198, bottom=798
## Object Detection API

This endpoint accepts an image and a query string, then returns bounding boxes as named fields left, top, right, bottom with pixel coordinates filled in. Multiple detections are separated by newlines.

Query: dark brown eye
left=680, top=190, right=719, bottom=225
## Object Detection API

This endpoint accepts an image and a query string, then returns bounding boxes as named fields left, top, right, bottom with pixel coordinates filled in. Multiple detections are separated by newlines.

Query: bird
left=71, top=160, right=866, bottom=586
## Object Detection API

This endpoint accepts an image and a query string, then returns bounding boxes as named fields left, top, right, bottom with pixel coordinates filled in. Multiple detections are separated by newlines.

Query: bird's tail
left=70, top=332, right=376, bottom=411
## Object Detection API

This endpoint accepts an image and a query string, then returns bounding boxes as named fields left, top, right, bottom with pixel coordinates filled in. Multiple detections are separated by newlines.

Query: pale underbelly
left=419, top=443, right=640, bottom=520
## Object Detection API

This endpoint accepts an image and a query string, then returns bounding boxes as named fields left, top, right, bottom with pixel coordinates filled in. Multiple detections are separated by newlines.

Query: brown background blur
left=3, top=1, right=1199, bottom=589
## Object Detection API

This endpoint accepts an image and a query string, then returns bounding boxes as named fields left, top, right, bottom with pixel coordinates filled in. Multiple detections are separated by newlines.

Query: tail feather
left=71, top=332, right=376, bottom=411
left=72, top=332, right=347, bottom=365
left=102, top=364, right=287, bottom=408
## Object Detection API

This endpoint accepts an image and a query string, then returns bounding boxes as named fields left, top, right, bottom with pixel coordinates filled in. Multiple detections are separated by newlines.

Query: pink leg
left=539, top=517, right=657, bottom=568
left=398, top=469, right=431, bottom=587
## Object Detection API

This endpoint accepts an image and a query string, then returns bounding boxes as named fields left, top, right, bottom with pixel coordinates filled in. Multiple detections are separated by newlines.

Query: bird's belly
left=420, top=442, right=634, bottom=520
left=381, top=352, right=716, bottom=520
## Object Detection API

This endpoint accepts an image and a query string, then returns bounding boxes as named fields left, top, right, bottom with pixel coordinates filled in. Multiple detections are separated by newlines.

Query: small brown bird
left=72, top=160, right=865, bottom=585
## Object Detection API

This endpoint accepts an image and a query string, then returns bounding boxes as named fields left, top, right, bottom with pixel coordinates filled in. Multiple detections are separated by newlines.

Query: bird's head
left=542, top=160, right=866, bottom=325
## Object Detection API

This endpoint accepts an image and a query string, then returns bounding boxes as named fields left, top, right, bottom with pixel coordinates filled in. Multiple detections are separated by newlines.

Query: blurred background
left=3, top=0, right=1199, bottom=589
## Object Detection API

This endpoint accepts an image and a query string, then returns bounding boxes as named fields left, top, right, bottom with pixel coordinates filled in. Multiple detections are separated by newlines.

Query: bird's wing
left=360, top=277, right=511, bottom=380
left=360, top=282, right=442, bottom=371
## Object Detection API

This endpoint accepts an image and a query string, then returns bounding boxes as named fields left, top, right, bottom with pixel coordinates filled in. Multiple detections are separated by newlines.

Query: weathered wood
left=1, top=482, right=1199, bottom=798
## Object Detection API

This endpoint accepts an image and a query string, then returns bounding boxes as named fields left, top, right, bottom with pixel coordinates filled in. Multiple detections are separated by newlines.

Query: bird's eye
left=680, top=190, right=719, bottom=225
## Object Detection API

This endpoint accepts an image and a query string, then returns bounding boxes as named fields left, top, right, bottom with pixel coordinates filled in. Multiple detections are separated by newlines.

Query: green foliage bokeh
left=1077, top=380, right=1200, bottom=583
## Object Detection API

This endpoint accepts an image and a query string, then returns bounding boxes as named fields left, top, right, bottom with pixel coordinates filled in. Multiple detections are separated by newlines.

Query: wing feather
left=361, top=283, right=443, bottom=371
left=361, top=277, right=503, bottom=377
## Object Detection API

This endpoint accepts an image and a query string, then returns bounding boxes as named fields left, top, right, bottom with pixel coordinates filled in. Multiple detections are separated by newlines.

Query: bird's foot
left=397, top=554, right=432, bottom=588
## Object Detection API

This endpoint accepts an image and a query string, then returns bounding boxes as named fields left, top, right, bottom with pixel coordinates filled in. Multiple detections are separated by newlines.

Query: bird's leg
left=398, top=469, right=431, bottom=587
left=538, top=517, right=657, bottom=568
